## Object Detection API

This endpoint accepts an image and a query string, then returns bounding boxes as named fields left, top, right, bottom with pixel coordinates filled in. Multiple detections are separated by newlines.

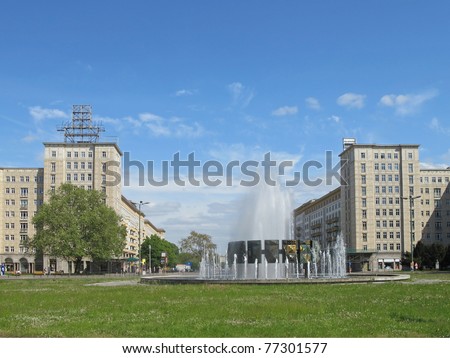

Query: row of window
left=4, top=211, right=32, bottom=218
left=4, top=188, right=44, bottom=195
left=420, top=176, right=450, bottom=184
left=50, top=150, right=108, bottom=158
left=4, top=176, right=44, bottom=183
left=3, top=234, right=28, bottom=239
left=423, top=233, right=450, bottom=240
left=360, top=152, right=406, bottom=160
left=376, top=243, right=401, bottom=251
left=2, top=246, right=28, bottom=253
left=421, top=187, right=447, bottom=197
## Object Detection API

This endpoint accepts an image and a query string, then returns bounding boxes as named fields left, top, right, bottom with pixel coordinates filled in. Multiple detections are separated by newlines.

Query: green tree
left=141, top=234, right=179, bottom=272
left=179, top=231, right=216, bottom=270
left=30, top=184, right=126, bottom=273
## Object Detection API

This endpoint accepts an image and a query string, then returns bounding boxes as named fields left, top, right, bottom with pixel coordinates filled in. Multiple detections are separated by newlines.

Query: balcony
left=326, top=217, right=340, bottom=224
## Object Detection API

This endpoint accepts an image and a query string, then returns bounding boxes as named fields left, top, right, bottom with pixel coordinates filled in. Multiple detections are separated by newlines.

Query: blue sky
left=1, top=1, right=450, bottom=251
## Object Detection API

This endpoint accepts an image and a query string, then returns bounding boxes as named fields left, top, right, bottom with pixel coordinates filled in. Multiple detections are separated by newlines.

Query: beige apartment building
left=0, top=105, right=164, bottom=274
left=294, top=139, right=450, bottom=272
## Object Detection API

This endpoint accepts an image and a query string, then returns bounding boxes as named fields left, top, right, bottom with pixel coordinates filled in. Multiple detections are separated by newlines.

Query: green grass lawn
left=0, top=272, right=449, bottom=338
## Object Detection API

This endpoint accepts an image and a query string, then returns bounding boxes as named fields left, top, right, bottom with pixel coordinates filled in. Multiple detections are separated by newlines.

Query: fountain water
left=199, top=181, right=347, bottom=280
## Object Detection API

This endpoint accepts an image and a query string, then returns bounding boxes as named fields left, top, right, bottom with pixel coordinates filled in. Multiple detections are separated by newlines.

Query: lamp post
left=402, top=195, right=420, bottom=271
left=131, top=200, right=150, bottom=275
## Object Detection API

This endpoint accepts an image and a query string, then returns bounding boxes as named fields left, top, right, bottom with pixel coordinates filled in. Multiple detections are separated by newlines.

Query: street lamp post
left=131, top=200, right=150, bottom=275
left=402, top=195, right=420, bottom=271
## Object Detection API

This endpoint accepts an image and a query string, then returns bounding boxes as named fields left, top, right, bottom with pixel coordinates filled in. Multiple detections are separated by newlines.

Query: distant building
left=294, top=139, right=450, bottom=272
left=0, top=105, right=164, bottom=274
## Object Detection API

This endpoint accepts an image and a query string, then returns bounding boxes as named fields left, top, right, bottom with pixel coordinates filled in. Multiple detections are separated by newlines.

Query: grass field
left=0, top=272, right=449, bottom=338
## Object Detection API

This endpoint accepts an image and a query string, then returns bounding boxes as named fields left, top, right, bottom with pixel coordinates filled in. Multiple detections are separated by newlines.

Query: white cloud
left=175, top=89, right=195, bottom=96
left=328, top=115, right=341, bottom=123
left=272, top=106, right=298, bottom=117
left=227, top=82, right=255, bottom=108
left=336, top=93, right=366, bottom=109
left=429, top=117, right=450, bottom=136
left=379, top=90, right=438, bottom=115
left=139, top=112, right=163, bottom=122
left=29, top=106, right=69, bottom=121
left=305, top=97, right=321, bottom=110
left=96, top=111, right=205, bottom=139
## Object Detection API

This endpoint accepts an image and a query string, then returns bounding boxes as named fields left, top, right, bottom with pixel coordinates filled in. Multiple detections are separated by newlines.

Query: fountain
left=198, top=182, right=347, bottom=281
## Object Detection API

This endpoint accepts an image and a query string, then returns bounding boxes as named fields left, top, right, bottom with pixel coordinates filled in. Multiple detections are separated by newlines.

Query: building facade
left=0, top=105, right=164, bottom=274
left=294, top=139, right=450, bottom=272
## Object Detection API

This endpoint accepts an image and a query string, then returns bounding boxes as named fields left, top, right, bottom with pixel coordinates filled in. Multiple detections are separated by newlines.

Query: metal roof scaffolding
left=58, top=105, right=105, bottom=143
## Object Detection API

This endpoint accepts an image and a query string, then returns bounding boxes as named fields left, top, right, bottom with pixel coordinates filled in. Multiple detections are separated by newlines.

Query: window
left=408, top=152, right=413, bottom=159
left=361, top=152, right=365, bottom=159
left=362, top=187, right=366, bottom=196
left=396, top=243, right=401, bottom=250
left=51, top=151, right=57, bottom=157
left=20, top=188, right=28, bottom=196
left=51, top=162, right=56, bottom=172
left=88, top=151, right=93, bottom=158
left=67, top=151, right=71, bottom=158
left=374, top=163, right=379, bottom=170
left=51, top=175, right=56, bottom=184
left=74, top=151, right=79, bottom=158
left=362, top=221, right=367, bottom=230
left=377, top=244, right=381, bottom=251
left=67, top=162, right=71, bottom=169
left=66, top=174, right=71, bottom=182
left=361, top=175, right=366, bottom=184
left=102, top=151, right=107, bottom=158
left=390, top=244, right=394, bottom=251
left=383, top=244, right=388, bottom=251
left=361, top=163, right=366, bottom=173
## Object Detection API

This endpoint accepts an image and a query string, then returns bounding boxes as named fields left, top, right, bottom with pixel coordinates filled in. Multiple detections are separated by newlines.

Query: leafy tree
left=179, top=231, right=216, bottom=270
left=141, top=234, right=179, bottom=272
left=30, top=184, right=126, bottom=273
left=429, top=243, right=447, bottom=266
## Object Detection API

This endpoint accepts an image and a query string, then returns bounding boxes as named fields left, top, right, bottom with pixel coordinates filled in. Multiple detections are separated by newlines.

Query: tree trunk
left=74, top=258, right=83, bottom=274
